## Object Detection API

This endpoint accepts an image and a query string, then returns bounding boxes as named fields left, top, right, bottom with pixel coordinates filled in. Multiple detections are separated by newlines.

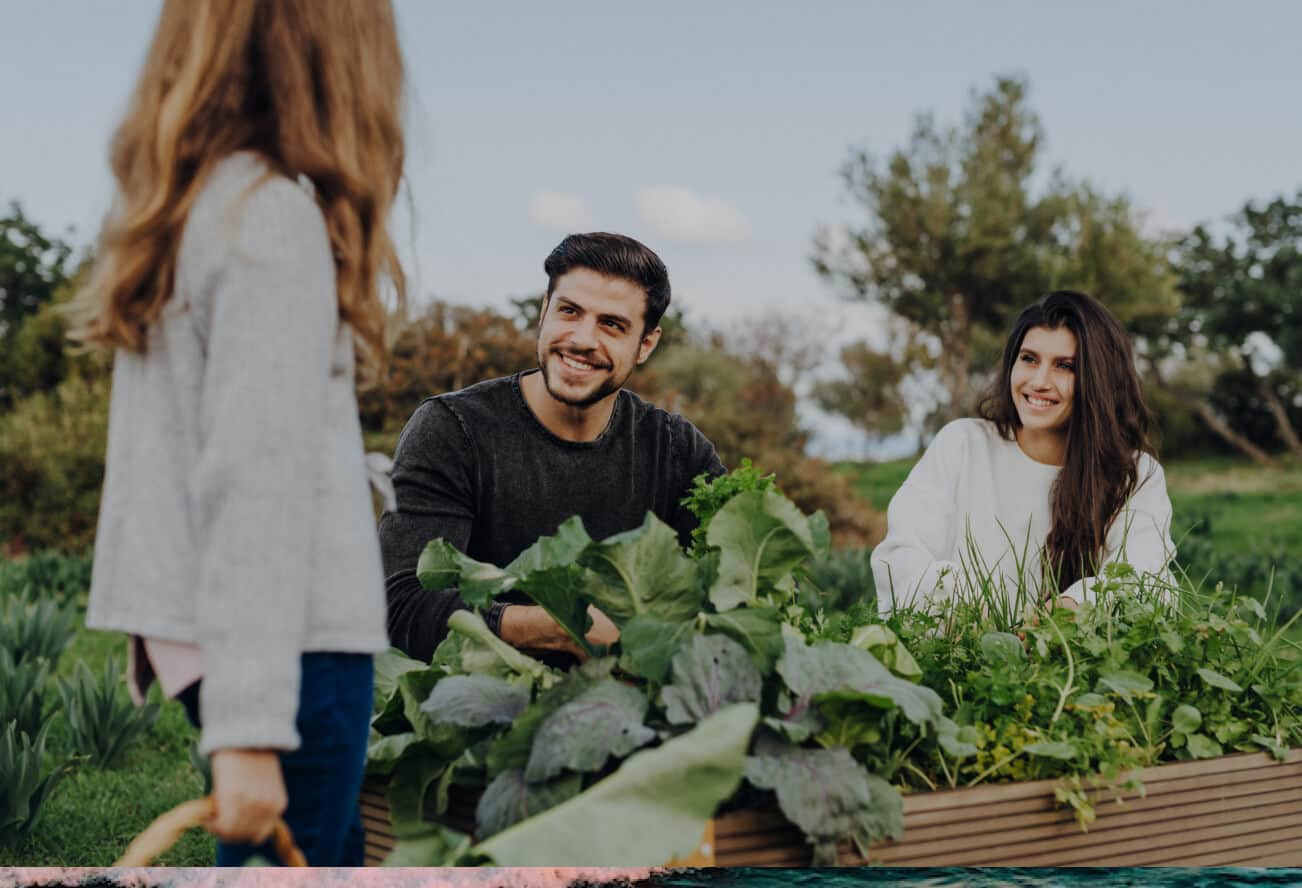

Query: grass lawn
left=0, top=626, right=213, bottom=867
left=842, top=454, right=1302, bottom=547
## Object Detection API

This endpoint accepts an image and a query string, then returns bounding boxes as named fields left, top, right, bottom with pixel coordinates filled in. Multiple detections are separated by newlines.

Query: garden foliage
left=58, top=657, right=160, bottom=769
left=370, top=465, right=1300, bottom=865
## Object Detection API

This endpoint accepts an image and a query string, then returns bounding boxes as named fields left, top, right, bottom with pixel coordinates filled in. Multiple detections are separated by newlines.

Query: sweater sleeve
left=1062, top=454, right=1176, bottom=604
left=870, top=422, right=967, bottom=617
left=377, top=399, right=478, bottom=662
left=192, top=177, right=335, bottom=755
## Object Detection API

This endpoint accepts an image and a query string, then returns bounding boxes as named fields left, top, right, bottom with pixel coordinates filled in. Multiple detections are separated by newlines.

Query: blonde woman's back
left=87, top=151, right=387, bottom=754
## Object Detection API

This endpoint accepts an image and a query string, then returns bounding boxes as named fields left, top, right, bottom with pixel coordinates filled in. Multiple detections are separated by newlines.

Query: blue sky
left=3, top=1, right=1300, bottom=455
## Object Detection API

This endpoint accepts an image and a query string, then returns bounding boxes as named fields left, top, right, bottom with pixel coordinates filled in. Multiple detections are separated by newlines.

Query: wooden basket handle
left=115, top=796, right=307, bottom=867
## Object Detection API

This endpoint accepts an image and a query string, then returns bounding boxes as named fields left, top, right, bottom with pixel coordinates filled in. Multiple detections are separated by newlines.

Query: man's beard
left=537, top=348, right=630, bottom=408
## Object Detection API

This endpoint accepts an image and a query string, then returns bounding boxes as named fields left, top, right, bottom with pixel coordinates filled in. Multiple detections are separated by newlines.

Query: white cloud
left=528, top=190, right=595, bottom=233
left=634, top=185, right=752, bottom=246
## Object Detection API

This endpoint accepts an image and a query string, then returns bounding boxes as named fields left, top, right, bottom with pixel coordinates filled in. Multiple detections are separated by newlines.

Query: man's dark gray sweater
left=379, top=371, right=725, bottom=662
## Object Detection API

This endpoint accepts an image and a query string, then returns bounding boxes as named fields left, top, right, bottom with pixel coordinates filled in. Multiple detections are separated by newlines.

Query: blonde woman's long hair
left=70, top=0, right=406, bottom=367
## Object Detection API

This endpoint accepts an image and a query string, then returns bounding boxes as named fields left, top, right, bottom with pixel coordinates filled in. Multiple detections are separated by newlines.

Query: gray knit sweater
left=85, top=153, right=388, bottom=755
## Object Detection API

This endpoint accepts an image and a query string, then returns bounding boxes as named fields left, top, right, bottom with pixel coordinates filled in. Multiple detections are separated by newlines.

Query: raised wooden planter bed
left=362, top=749, right=1302, bottom=867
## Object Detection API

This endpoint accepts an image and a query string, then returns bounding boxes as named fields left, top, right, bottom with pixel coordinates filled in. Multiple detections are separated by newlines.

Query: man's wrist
left=484, top=601, right=510, bottom=637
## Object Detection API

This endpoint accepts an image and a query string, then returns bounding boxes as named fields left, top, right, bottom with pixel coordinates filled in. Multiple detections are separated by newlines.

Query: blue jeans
left=180, top=652, right=373, bottom=867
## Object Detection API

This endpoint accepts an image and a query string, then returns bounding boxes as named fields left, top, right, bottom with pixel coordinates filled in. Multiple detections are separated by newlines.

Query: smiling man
left=380, top=233, right=725, bottom=662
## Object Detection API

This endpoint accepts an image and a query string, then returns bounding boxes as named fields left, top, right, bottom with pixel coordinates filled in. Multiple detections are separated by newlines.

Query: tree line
left=1, top=75, right=1298, bottom=553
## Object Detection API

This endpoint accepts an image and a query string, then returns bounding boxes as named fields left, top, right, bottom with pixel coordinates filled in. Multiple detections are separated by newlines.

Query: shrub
left=58, top=657, right=159, bottom=769
left=0, top=721, right=69, bottom=845
left=0, top=649, right=53, bottom=740
left=0, top=586, right=79, bottom=665
left=0, top=550, right=93, bottom=608
left=0, top=371, right=108, bottom=554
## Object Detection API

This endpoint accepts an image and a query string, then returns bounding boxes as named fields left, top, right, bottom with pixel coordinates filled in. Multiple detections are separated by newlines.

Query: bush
left=0, top=371, right=108, bottom=554
left=0, top=586, right=79, bottom=666
left=0, top=649, right=53, bottom=740
left=0, top=551, right=93, bottom=608
left=58, top=657, right=159, bottom=769
left=0, top=721, right=69, bottom=845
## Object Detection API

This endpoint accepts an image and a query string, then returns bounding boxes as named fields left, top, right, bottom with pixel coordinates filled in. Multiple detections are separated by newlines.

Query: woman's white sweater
left=871, top=418, right=1175, bottom=616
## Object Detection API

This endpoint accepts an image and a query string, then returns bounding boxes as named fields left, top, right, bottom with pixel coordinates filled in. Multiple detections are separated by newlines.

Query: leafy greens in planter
left=370, top=465, right=1300, bottom=862
left=370, top=478, right=939, bottom=865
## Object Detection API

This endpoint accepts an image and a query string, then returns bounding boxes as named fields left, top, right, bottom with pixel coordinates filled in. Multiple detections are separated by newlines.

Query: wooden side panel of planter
left=711, top=750, right=1302, bottom=867
left=362, top=750, right=1302, bottom=867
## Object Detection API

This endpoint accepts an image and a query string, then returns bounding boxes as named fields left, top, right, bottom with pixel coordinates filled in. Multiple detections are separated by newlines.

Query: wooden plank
left=894, top=772, right=1302, bottom=842
left=1109, top=824, right=1302, bottom=867
left=899, top=760, right=1302, bottom=828
left=990, top=819, right=1302, bottom=867
left=898, top=750, right=1301, bottom=815
left=875, top=783, right=1302, bottom=855
left=867, top=798, right=1302, bottom=866
left=1151, top=836, right=1302, bottom=868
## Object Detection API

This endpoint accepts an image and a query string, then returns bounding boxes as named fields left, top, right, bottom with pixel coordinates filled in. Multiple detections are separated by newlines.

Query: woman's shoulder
left=188, top=152, right=325, bottom=254
left=930, top=417, right=1003, bottom=452
left=1135, top=450, right=1169, bottom=488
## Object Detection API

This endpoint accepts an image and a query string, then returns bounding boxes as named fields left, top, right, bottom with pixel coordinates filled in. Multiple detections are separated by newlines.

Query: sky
left=3, top=1, right=1300, bottom=457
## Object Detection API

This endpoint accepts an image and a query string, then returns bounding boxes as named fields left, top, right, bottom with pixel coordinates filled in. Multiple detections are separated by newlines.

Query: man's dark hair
left=543, top=232, right=671, bottom=334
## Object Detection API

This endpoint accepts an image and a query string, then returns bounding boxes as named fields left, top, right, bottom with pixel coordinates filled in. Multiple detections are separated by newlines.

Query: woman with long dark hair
left=70, top=0, right=406, bottom=865
left=871, top=290, right=1174, bottom=615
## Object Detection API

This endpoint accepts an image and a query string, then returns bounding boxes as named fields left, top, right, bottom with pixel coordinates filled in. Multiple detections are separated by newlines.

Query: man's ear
left=537, top=294, right=550, bottom=329
left=636, top=326, right=662, bottom=365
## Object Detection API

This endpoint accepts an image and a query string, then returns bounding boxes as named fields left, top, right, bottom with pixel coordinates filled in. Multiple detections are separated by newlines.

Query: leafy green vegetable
left=707, top=490, right=816, bottom=611
left=851, top=624, right=922, bottom=681
left=385, top=825, right=487, bottom=867
left=505, top=516, right=593, bottom=575
left=525, top=679, right=656, bottom=781
left=486, top=658, right=614, bottom=778
left=778, top=634, right=943, bottom=728
left=580, top=512, right=702, bottom=626
left=374, top=648, right=426, bottom=713
left=681, top=459, right=776, bottom=554
left=421, top=674, right=530, bottom=729
left=1196, top=667, right=1243, bottom=693
left=660, top=634, right=763, bottom=725
left=440, top=609, right=555, bottom=685
left=1172, top=704, right=1202, bottom=735
left=478, top=703, right=758, bottom=866
left=618, top=614, right=693, bottom=684
left=979, top=632, right=1025, bottom=666
left=745, top=742, right=902, bottom=865
left=475, top=770, right=583, bottom=839
left=418, top=540, right=515, bottom=608
left=704, top=607, right=785, bottom=674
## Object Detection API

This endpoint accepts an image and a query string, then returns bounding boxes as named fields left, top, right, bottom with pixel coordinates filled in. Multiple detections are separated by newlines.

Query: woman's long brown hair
left=69, top=0, right=405, bottom=367
left=978, top=290, right=1156, bottom=593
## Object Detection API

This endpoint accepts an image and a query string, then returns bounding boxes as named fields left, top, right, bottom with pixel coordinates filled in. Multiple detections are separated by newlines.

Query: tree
left=812, top=76, right=1177, bottom=429
left=1153, top=192, right=1302, bottom=463
left=0, top=203, right=76, bottom=409
left=814, top=340, right=911, bottom=443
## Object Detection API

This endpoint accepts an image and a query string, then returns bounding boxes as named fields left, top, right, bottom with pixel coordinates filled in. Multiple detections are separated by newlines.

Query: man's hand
left=209, top=749, right=287, bottom=845
left=499, top=604, right=619, bottom=659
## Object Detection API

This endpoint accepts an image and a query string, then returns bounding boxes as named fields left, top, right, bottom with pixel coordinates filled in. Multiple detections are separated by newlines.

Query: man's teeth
left=561, top=355, right=594, bottom=371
